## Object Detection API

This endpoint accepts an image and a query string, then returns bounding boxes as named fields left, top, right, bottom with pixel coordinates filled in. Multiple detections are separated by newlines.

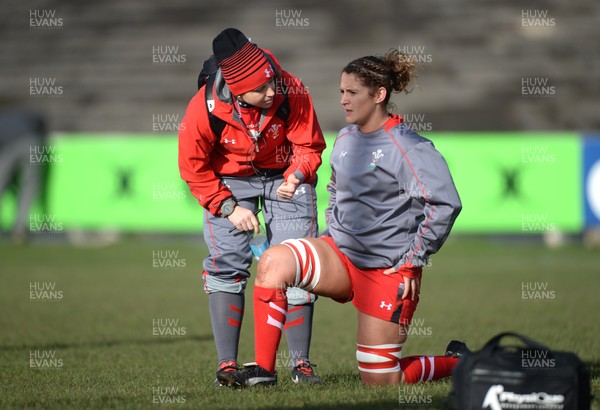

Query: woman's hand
left=276, top=174, right=301, bottom=200
left=383, top=266, right=421, bottom=301
left=227, top=205, right=260, bottom=234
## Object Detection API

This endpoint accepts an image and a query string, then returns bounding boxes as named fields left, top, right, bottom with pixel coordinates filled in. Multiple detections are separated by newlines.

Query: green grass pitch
left=1, top=236, right=599, bottom=409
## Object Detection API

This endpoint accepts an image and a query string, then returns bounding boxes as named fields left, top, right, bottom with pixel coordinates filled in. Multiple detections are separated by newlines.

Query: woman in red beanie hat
left=178, top=28, right=325, bottom=386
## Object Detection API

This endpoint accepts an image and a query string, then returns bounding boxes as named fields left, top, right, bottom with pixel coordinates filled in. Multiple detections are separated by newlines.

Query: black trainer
left=240, top=363, right=277, bottom=387
left=215, top=360, right=240, bottom=387
left=445, top=340, right=471, bottom=358
left=291, top=360, right=321, bottom=384
left=217, top=362, right=277, bottom=388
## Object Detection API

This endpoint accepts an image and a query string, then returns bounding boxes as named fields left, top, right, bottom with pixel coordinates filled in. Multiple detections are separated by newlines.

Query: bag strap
left=274, top=82, right=290, bottom=122
left=198, top=55, right=219, bottom=90
left=482, top=331, right=550, bottom=352
left=204, top=74, right=227, bottom=138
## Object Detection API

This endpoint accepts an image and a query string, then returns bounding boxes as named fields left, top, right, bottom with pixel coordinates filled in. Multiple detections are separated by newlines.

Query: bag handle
left=482, top=331, right=550, bottom=352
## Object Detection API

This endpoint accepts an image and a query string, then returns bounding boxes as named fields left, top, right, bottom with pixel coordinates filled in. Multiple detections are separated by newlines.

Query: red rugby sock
left=253, top=285, right=288, bottom=374
left=399, top=355, right=459, bottom=384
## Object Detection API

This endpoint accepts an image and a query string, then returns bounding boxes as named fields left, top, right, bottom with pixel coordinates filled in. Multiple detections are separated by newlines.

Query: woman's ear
left=374, top=87, right=387, bottom=104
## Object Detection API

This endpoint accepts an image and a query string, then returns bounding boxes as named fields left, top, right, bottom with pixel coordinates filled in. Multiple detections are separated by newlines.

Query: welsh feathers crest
left=369, top=149, right=385, bottom=168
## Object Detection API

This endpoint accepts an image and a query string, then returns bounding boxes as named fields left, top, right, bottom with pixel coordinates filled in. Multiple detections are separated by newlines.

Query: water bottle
left=249, top=229, right=269, bottom=261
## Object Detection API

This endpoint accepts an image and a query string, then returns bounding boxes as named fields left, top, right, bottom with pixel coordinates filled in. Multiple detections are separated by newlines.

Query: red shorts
left=321, top=236, right=422, bottom=326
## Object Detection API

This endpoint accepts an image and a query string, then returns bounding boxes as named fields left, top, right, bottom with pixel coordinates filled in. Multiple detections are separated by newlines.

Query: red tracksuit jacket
left=178, top=50, right=326, bottom=216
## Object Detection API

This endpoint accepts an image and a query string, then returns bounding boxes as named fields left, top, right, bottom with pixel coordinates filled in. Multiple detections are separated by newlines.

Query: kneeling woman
left=220, top=49, right=465, bottom=387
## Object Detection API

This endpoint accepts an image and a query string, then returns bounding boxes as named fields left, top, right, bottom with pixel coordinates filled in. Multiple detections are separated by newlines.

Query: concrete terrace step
left=0, top=0, right=598, bottom=131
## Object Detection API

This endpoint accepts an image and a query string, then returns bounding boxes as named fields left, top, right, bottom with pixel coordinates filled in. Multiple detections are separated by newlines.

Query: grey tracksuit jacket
left=325, top=116, right=462, bottom=270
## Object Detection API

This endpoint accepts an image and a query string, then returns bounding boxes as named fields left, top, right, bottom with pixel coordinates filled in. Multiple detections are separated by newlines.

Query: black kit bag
left=450, top=332, right=591, bottom=409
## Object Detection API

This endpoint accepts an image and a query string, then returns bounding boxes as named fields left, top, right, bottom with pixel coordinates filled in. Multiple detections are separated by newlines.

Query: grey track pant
left=202, top=174, right=318, bottom=305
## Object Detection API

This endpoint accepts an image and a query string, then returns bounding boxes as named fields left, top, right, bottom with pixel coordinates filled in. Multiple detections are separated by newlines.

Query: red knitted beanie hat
left=212, top=28, right=274, bottom=96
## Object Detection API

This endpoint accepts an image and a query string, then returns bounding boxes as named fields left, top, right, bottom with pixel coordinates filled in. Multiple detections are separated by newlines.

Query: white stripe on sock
left=269, top=301, right=288, bottom=316
left=427, top=356, right=435, bottom=381
left=266, top=314, right=284, bottom=330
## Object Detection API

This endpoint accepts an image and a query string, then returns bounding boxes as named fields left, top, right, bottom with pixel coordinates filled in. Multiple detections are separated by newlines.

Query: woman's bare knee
left=256, top=245, right=296, bottom=288
left=360, top=371, right=400, bottom=385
